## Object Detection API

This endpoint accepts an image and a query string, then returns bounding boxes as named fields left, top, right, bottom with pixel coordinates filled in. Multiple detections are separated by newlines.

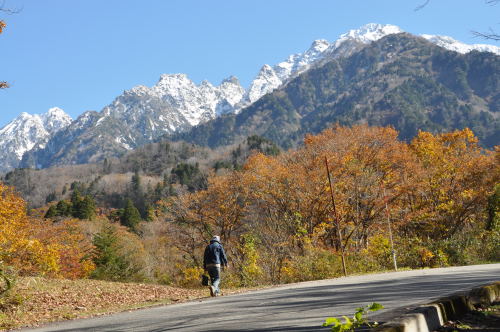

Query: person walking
left=203, top=235, right=228, bottom=297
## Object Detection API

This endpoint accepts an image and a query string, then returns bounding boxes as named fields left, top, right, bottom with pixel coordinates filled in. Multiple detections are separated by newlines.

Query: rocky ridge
left=1, top=23, right=498, bottom=171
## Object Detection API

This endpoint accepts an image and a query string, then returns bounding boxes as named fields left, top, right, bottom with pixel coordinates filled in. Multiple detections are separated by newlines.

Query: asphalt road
left=23, top=264, right=500, bottom=332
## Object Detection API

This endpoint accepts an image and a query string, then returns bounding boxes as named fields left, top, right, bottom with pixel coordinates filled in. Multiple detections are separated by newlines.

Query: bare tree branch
left=417, top=0, right=499, bottom=10
left=0, top=1, right=21, bottom=90
left=0, top=0, right=22, bottom=15
left=0, top=14, right=6, bottom=88
left=416, top=0, right=500, bottom=42
left=414, top=0, right=430, bottom=11
left=472, top=29, right=500, bottom=41
left=473, top=1, right=500, bottom=41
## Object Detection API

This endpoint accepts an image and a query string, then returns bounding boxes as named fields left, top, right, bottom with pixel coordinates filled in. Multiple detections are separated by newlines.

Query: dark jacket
left=203, top=240, right=228, bottom=269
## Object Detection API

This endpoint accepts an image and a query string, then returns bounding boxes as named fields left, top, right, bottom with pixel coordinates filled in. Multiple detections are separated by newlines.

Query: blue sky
left=0, top=0, right=498, bottom=128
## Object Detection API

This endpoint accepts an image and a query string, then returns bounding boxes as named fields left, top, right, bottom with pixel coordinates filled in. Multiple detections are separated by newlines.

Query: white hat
left=212, top=235, right=220, bottom=242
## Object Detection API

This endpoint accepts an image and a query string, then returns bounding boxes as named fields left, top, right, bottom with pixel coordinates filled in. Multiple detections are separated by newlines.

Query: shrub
left=178, top=267, right=204, bottom=288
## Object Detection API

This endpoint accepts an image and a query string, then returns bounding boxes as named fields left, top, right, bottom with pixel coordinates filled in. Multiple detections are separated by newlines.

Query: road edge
left=375, top=281, right=500, bottom=332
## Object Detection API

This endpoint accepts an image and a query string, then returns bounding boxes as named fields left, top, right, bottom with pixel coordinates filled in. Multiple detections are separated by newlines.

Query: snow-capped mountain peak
left=421, top=34, right=500, bottom=55
left=337, top=23, right=403, bottom=45
left=153, top=73, right=196, bottom=99
left=244, top=65, right=282, bottom=104
left=310, top=39, right=330, bottom=52
left=41, top=107, right=73, bottom=133
left=0, top=108, right=72, bottom=171
left=44, top=106, right=66, bottom=117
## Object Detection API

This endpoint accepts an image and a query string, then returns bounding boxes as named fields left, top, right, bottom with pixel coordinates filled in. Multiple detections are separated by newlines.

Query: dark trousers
left=206, top=265, right=221, bottom=295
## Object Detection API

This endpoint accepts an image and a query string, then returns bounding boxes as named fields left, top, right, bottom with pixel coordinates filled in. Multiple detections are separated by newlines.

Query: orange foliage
left=161, top=125, right=497, bottom=280
left=302, top=125, right=418, bottom=246
left=0, top=183, right=94, bottom=278
left=31, top=218, right=95, bottom=279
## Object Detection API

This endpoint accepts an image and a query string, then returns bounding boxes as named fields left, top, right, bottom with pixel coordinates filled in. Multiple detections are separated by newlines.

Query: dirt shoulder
left=0, top=277, right=258, bottom=331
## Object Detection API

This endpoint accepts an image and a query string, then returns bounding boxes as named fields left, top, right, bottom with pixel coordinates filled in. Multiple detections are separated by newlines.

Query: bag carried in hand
left=201, top=274, right=210, bottom=286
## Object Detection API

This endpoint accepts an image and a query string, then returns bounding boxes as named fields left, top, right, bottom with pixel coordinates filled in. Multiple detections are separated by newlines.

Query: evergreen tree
left=170, top=162, right=206, bottom=191
left=78, top=195, right=96, bottom=220
left=70, top=188, right=82, bottom=218
left=44, top=205, right=58, bottom=219
left=120, top=199, right=141, bottom=231
left=56, top=200, right=72, bottom=217
left=131, top=170, right=141, bottom=193
left=91, top=225, right=133, bottom=281
left=129, top=170, right=147, bottom=217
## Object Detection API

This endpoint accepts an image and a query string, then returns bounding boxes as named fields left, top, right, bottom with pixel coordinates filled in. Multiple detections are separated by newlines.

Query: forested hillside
left=1, top=126, right=497, bottom=291
left=174, top=33, right=499, bottom=149
left=2, top=136, right=279, bottom=211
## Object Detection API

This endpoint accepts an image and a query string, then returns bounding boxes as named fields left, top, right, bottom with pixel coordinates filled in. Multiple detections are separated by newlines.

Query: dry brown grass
left=0, top=277, right=226, bottom=330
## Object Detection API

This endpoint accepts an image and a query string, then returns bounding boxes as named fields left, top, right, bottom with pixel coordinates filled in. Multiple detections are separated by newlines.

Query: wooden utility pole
left=324, top=157, right=347, bottom=276
left=383, top=187, right=398, bottom=271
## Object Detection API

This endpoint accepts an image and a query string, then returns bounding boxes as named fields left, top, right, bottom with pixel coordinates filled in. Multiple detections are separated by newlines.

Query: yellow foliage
left=0, top=183, right=94, bottom=278
left=409, top=128, right=497, bottom=238
left=239, top=233, right=263, bottom=286
left=179, top=267, right=204, bottom=288
left=420, top=248, right=434, bottom=266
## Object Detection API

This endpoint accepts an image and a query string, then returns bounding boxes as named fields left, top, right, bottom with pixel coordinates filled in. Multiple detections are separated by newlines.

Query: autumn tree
left=302, top=126, right=416, bottom=251
left=157, top=125, right=498, bottom=283
left=0, top=183, right=94, bottom=277
left=30, top=218, right=95, bottom=279
left=407, top=128, right=497, bottom=239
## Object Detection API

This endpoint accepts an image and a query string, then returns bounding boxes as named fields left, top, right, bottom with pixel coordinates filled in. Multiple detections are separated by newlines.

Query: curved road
left=23, top=264, right=500, bottom=332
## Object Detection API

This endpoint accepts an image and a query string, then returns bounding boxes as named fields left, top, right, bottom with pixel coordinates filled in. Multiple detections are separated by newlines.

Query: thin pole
left=325, top=157, right=347, bottom=276
left=383, top=187, right=398, bottom=271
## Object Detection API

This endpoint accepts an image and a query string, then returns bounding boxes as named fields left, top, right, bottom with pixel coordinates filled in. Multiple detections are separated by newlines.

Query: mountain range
left=174, top=33, right=499, bottom=149
left=1, top=23, right=499, bottom=172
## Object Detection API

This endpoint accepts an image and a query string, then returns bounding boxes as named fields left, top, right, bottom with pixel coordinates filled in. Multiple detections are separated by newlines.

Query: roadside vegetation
left=323, top=302, right=384, bottom=331
left=0, top=276, right=254, bottom=330
left=438, top=302, right=500, bottom=331
left=0, top=125, right=498, bottom=329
